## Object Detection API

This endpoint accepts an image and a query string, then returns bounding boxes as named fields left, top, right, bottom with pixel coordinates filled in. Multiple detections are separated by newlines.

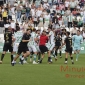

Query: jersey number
left=6, top=34, right=9, bottom=41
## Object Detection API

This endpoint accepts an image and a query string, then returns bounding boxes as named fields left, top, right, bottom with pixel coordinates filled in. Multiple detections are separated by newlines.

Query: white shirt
left=49, top=31, right=55, bottom=44
left=36, top=10, right=42, bottom=17
left=31, top=9, right=35, bottom=17
left=11, top=22, right=15, bottom=29
left=65, top=1, right=69, bottom=7
left=44, top=14, right=50, bottom=21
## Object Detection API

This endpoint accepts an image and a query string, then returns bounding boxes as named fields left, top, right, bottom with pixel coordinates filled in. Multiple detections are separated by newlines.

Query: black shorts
left=3, top=43, right=13, bottom=52
left=17, top=45, right=29, bottom=55
left=39, top=45, right=48, bottom=54
left=55, top=45, right=61, bottom=50
left=65, top=47, right=72, bottom=54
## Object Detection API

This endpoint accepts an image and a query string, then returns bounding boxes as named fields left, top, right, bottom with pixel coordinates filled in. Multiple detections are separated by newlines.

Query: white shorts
left=13, top=43, right=19, bottom=52
left=28, top=45, right=37, bottom=53
left=36, top=45, right=40, bottom=52
left=46, top=43, right=55, bottom=51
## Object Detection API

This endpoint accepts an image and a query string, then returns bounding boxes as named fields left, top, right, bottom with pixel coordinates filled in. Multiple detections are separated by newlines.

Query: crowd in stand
left=0, top=0, right=85, bottom=39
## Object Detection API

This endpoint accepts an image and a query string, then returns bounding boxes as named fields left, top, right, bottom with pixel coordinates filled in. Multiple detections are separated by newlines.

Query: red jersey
left=39, top=35, right=48, bottom=46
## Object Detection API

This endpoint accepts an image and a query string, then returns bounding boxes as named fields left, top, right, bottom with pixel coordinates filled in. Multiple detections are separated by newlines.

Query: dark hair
left=66, top=31, right=70, bottom=35
left=16, top=26, right=20, bottom=31
left=77, top=30, right=80, bottom=32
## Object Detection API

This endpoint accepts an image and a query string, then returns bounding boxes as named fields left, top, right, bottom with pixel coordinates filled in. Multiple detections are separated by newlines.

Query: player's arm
left=72, top=35, right=75, bottom=44
left=62, top=38, right=66, bottom=47
left=12, top=36, right=16, bottom=42
left=22, top=34, right=31, bottom=42
left=80, top=36, right=83, bottom=44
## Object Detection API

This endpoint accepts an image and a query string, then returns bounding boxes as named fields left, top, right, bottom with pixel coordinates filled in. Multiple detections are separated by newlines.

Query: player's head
left=48, top=27, right=52, bottom=32
left=16, top=26, right=20, bottom=31
left=8, top=26, right=12, bottom=32
left=36, top=30, right=40, bottom=35
left=77, top=30, right=80, bottom=36
left=32, top=28, right=36, bottom=32
left=42, top=30, right=47, bottom=35
left=26, top=29, right=31, bottom=34
left=57, top=33, right=61, bottom=37
left=66, top=31, right=70, bottom=36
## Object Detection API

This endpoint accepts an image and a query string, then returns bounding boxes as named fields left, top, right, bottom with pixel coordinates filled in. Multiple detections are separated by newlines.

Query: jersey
left=65, top=37, right=72, bottom=49
left=14, top=31, right=23, bottom=43
left=48, top=31, right=55, bottom=44
left=55, top=36, right=62, bottom=46
left=19, top=33, right=31, bottom=47
left=72, top=35, right=83, bottom=47
left=28, top=32, right=38, bottom=46
left=4, top=31, right=13, bottom=44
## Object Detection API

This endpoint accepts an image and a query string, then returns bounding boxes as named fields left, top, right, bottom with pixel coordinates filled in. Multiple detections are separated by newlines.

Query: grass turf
left=0, top=53, right=85, bottom=85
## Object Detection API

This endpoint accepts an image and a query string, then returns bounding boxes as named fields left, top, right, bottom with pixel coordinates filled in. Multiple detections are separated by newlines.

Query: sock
left=55, top=50, right=58, bottom=56
left=65, top=58, right=68, bottom=63
left=33, top=54, right=37, bottom=61
left=40, top=58, right=43, bottom=63
left=19, top=55, right=22, bottom=62
left=48, top=57, right=51, bottom=62
left=70, top=57, right=73, bottom=62
left=30, top=54, right=32, bottom=58
left=76, top=53, right=79, bottom=60
left=59, top=51, right=61, bottom=56
left=1, top=54, right=5, bottom=61
left=25, top=57, right=27, bottom=61
left=53, top=50, right=55, bottom=56
left=13, top=54, right=16, bottom=58
left=38, top=53, right=41, bottom=61
left=11, top=55, right=13, bottom=63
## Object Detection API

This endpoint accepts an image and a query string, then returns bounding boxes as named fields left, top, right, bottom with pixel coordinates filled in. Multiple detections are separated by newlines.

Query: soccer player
left=63, top=31, right=74, bottom=64
left=13, top=27, right=23, bottom=54
left=55, top=33, right=62, bottom=60
left=39, top=30, right=51, bottom=64
left=72, top=30, right=83, bottom=61
left=11, top=29, right=31, bottom=66
left=47, top=28, right=55, bottom=56
left=13, top=27, right=24, bottom=63
left=28, top=29, right=38, bottom=64
left=0, top=26, right=15, bottom=64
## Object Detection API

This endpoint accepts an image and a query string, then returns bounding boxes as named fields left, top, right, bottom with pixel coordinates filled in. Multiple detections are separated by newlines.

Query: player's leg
left=65, top=49, right=69, bottom=64
left=59, top=46, right=62, bottom=58
left=36, top=45, right=41, bottom=62
left=32, top=45, right=38, bottom=64
left=69, top=47, right=74, bottom=64
left=11, top=47, right=22, bottom=66
left=74, top=46, right=80, bottom=61
left=39, top=45, right=46, bottom=63
left=28, top=46, right=33, bottom=62
left=0, top=44, right=7, bottom=64
left=20, top=48, right=30, bottom=64
left=9, top=44, right=14, bottom=64
left=13, top=43, right=19, bottom=63
left=55, top=46, right=59, bottom=60
left=47, top=50, right=52, bottom=64
left=37, top=52, right=41, bottom=62
left=76, top=49, right=80, bottom=61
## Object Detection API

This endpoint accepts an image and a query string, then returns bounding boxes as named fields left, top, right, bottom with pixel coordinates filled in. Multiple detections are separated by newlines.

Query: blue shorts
left=73, top=46, right=81, bottom=51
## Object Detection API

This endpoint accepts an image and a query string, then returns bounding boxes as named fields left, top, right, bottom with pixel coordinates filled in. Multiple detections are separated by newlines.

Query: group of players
left=0, top=26, right=83, bottom=66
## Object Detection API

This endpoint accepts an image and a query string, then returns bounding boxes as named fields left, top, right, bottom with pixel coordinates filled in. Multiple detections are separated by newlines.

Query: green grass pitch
left=0, top=53, right=85, bottom=85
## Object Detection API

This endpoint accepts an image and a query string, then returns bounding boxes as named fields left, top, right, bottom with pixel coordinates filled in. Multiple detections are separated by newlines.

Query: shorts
left=46, top=43, right=55, bottom=51
left=17, top=45, right=29, bottom=55
left=39, top=45, right=48, bottom=54
left=55, top=45, right=61, bottom=50
left=28, top=45, right=37, bottom=53
left=73, top=46, right=81, bottom=51
left=13, top=43, right=19, bottom=52
left=3, top=43, right=13, bottom=52
left=65, top=47, right=72, bottom=54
